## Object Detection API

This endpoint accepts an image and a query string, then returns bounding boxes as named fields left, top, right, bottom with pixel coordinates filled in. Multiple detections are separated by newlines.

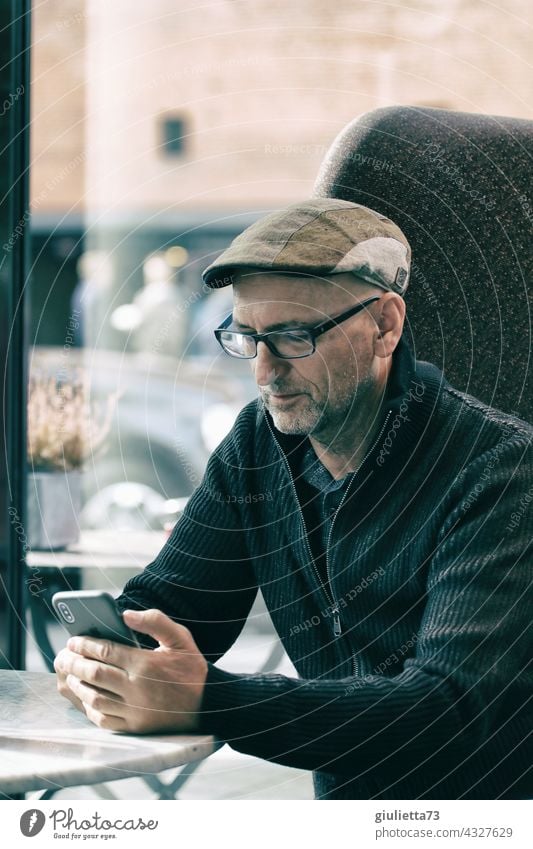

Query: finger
left=59, top=651, right=128, bottom=696
left=122, top=609, right=193, bottom=651
left=55, top=652, right=87, bottom=712
left=53, top=647, right=72, bottom=673
left=67, top=636, right=135, bottom=671
left=57, top=674, right=87, bottom=714
left=66, top=675, right=126, bottom=715
left=82, top=701, right=129, bottom=732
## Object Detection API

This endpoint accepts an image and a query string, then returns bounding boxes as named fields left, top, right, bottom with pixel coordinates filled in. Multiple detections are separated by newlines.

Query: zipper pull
left=332, top=607, right=342, bottom=637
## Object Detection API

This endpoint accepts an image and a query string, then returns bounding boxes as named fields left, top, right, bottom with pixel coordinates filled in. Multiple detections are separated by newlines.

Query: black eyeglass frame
left=213, top=295, right=381, bottom=359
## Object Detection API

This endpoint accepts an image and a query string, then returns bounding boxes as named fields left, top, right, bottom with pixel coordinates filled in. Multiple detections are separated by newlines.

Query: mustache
left=260, top=385, right=307, bottom=396
left=258, top=371, right=308, bottom=397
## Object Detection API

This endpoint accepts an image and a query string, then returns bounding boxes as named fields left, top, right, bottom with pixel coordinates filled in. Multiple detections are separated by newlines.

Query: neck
left=308, top=362, right=391, bottom=480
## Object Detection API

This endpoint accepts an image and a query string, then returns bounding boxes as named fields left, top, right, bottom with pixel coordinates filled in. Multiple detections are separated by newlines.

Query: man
left=55, top=199, right=533, bottom=800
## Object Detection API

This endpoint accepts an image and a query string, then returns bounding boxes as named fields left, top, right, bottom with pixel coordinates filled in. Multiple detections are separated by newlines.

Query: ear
left=372, top=293, right=406, bottom=359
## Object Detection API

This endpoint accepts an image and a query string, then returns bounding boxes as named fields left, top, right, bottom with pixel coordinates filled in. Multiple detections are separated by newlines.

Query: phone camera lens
left=58, top=602, right=75, bottom=624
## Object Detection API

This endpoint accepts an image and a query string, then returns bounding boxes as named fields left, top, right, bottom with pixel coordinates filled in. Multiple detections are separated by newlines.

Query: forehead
left=231, top=269, right=355, bottom=310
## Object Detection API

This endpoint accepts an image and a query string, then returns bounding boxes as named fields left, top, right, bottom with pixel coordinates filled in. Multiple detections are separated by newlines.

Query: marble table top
left=0, top=670, right=220, bottom=794
left=26, top=529, right=168, bottom=570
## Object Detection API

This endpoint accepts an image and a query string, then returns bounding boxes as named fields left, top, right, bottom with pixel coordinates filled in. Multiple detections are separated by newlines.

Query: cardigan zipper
left=263, top=413, right=336, bottom=616
left=325, top=409, right=392, bottom=635
left=325, top=409, right=392, bottom=675
left=264, top=406, right=392, bottom=653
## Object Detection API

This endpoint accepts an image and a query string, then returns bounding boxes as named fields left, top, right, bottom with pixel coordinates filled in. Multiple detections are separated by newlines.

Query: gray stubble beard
left=265, top=369, right=377, bottom=443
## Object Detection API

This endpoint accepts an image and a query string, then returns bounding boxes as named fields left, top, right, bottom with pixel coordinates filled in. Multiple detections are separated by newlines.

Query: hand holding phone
left=52, top=599, right=208, bottom=732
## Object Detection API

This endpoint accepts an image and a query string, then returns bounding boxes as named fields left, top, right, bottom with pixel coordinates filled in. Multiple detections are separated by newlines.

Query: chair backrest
left=313, top=105, right=532, bottom=423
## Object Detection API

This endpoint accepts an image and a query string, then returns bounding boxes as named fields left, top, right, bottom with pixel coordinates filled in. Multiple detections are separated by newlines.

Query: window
left=160, top=114, right=188, bottom=156
left=21, top=0, right=533, bottom=683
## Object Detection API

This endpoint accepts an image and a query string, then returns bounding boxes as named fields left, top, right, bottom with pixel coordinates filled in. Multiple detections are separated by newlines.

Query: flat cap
left=202, top=198, right=411, bottom=294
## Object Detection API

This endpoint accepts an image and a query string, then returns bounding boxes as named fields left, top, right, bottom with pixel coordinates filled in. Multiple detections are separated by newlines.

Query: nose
left=253, top=340, right=290, bottom=387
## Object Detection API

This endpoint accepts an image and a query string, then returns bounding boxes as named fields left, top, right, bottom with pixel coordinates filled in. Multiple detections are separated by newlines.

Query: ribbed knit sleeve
left=115, top=425, right=258, bottom=661
left=198, top=435, right=533, bottom=776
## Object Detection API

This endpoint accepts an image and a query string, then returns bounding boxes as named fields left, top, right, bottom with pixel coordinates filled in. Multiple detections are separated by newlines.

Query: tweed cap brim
left=202, top=198, right=411, bottom=294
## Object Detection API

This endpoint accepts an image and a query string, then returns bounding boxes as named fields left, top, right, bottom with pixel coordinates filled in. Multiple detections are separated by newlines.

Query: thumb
left=122, top=608, right=192, bottom=651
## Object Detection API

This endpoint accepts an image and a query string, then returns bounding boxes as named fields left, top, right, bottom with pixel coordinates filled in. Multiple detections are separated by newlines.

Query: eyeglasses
left=214, top=295, right=381, bottom=359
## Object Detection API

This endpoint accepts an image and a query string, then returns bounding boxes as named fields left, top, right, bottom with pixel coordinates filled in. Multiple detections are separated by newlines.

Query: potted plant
left=27, top=370, right=115, bottom=550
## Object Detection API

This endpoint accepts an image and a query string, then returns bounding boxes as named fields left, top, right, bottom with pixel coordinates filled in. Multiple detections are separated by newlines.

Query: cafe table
left=0, top=670, right=221, bottom=800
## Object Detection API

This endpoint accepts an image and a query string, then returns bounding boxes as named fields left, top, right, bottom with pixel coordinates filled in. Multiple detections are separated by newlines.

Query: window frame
left=0, top=0, right=31, bottom=670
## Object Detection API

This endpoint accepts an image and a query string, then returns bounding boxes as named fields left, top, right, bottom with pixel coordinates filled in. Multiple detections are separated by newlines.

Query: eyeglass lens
left=218, top=330, right=314, bottom=358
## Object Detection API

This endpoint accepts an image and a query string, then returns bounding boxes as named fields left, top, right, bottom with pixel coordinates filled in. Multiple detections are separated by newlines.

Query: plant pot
left=27, top=470, right=82, bottom=550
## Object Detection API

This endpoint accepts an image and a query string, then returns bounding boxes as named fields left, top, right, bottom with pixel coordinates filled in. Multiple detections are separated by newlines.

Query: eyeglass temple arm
left=219, top=312, right=233, bottom=329
left=312, top=295, right=382, bottom=339
left=213, top=313, right=234, bottom=336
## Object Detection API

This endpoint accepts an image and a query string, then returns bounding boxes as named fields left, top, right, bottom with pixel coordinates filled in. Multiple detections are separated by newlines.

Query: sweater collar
left=366, top=333, right=446, bottom=469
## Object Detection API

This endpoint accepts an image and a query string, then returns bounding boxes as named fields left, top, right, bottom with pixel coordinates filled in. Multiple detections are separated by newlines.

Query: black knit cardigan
left=116, top=337, right=533, bottom=799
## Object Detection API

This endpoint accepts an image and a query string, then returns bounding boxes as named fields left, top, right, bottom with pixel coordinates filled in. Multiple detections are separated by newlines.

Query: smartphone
left=51, top=590, right=141, bottom=648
